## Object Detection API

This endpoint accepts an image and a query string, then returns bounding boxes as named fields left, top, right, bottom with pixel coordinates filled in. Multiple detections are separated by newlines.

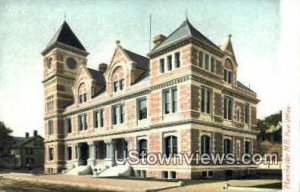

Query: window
left=224, top=69, right=232, bottom=83
left=79, top=93, right=87, bottom=103
left=167, top=55, right=172, bottom=71
left=48, top=120, right=53, bottom=135
left=210, top=57, right=216, bottom=73
left=120, top=79, right=124, bottom=90
left=175, top=52, right=180, bottom=68
left=138, top=139, right=147, bottom=158
left=165, top=136, right=178, bottom=158
left=245, top=103, right=250, bottom=124
left=170, top=171, right=176, bottom=179
left=223, top=139, right=232, bottom=155
left=49, top=147, right=54, bottom=161
left=138, top=98, right=147, bottom=120
left=201, top=87, right=211, bottom=114
left=163, top=88, right=178, bottom=115
left=94, top=109, right=104, bottom=128
left=67, top=146, right=72, bottom=160
left=205, top=54, right=209, bottom=70
left=113, top=81, right=119, bottom=92
left=171, top=89, right=177, bottom=113
left=201, top=135, right=210, bottom=154
left=224, top=97, right=233, bottom=120
left=26, top=158, right=34, bottom=165
left=120, top=104, right=125, bottom=123
left=65, top=118, right=72, bottom=133
left=198, top=51, right=203, bottom=68
left=245, top=141, right=250, bottom=154
left=160, top=58, right=165, bottom=73
left=113, top=79, right=124, bottom=92
left=112, top=104, right=125, bottom=125
left=78, top=114, right=87, bottom=131
left=163, top=90, right=170, bottom=114
left=236, top=108, right=240, bottom=122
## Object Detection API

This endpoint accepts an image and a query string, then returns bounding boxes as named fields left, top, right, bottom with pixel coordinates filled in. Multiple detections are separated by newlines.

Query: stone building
left=42, top=19, right=259, bottom=179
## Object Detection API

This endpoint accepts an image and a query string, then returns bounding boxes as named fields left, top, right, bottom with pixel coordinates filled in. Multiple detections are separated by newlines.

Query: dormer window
left=224, top=69, right=232, bottom=84
left=113, top=79, right=124, bottom=92
left=79, top=93, right=87, bottom=103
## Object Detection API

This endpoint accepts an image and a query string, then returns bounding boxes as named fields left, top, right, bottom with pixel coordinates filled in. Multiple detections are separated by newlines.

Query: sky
left=0, top=0, right=281, bottom=137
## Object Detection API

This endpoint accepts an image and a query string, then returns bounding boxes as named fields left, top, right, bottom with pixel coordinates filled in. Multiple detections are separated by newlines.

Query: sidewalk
left=0, top=173, right=180, bottom=192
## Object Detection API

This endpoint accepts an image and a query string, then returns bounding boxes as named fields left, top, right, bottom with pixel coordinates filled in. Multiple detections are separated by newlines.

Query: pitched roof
left=150, top=19, right=220, bottom=55
left=123, top=49, right=149, bottom=70
left=44, top=21, right=86, bottom=53
left=87, top=68, right=106, bottom=85
left=11, top=136, right=43, bottom=148
left=237, top=81, right=254, bottom=93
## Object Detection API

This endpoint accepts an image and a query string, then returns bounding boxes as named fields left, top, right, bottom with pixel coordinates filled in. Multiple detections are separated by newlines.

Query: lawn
left=0, top=177, right=113, bottom=192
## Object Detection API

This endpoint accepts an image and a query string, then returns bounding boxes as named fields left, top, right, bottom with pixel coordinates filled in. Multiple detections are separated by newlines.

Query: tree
left=257, top=111, right=282, bottom=142
left=0, top=121, right=13, bottom=157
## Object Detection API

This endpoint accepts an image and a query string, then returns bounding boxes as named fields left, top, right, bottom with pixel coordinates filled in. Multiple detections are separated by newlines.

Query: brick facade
left=42, top=20, right=259, bottom=179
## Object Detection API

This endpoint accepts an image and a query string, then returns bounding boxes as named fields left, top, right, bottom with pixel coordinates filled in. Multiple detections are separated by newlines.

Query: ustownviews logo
left=114, top=150, right=279, bottom=166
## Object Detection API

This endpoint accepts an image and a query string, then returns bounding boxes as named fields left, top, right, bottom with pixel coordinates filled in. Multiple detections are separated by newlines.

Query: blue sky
left=0, top=0, right=280, bottom=136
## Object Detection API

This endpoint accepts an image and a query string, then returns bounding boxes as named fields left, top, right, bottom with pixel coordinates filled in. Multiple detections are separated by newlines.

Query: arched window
left=223, top=139, right=232, bottom=154
left=224, top=59, right=233, bottom=84
left=112, top=66, right=125, bottom=93
left=201, top=135, right=211, bottom=154
left=165, top=136, right=178, bottom=158
left=138, top=139, right=147, bottom=158
left=78, top=83, right=87, bottom=104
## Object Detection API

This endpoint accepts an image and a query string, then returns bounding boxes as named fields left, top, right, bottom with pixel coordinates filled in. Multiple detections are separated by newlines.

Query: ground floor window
left=138, top=139, right=147, bottom=158
left=165, top=136, right=178, bottom=158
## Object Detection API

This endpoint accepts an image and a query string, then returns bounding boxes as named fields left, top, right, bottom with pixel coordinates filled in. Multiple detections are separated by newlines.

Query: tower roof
left=42, top=21, right=86, bottom=55
left=149, top=19, right=220, bottom=55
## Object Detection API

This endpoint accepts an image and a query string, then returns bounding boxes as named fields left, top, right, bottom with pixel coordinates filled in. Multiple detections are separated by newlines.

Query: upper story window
left=201, top=87, right=211, bottom=114
left=47, top=57, right=52, bottom=69
left=48, top=120, right=53, bottom=135
left=113, top=79, right=124, bottom=92
left=224, top=69, right=232, bottom=84
left=244, top=103, right=250, bottom=124
left=198, top=50, right=217, bottom=74
left=164, top=136, right=178, bottom=158
left=236, top=108, right=241, bottom=122
left=78, top=83, right=87, bottom=104
left=159, top=52, right=181, bottom=74
left=167, top=55, right=172, bottom=71
left=112, top=104, right=125, bottom=125
left=175, top=52, right=180, bottom=68
left=26, top=148, right=33, bottom=155
left=224, top=59, right=234, bottom=84
left=94, top=109, right=104, bottom=128
left=224, top=96, right=233, bottom=120
left=65, top=118, right=72, bottom=133
left=78, top=114, right=87, bottom=131
left=201, top=135, right=211, bottom=154
left=163, top=88, right=178, bottom=115
left=159, top=58, right=165, bottom=73
left=137, top=98, right=147, bottom=120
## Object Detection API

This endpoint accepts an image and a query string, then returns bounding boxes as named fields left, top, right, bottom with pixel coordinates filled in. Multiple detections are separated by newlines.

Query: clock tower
left=42, top=21, right=89, bottom=173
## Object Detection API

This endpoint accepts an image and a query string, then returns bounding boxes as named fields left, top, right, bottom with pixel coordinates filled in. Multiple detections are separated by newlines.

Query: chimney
left=33, top=130, right=38, bottom=137
left=98, top=63, right=108, bottom=73
left=25, top=132, right=29, bottom=138
left=153, top=34, right=166, bottom=46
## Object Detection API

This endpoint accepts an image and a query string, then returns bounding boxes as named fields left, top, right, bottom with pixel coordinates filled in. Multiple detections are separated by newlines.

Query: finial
left=228, top=34, right=232, bottom=39
left=185, top=10, right=189, bottom=20
left=116, top=40, right=120, bottom=45
left=64, top=12, right=66, bottom=21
